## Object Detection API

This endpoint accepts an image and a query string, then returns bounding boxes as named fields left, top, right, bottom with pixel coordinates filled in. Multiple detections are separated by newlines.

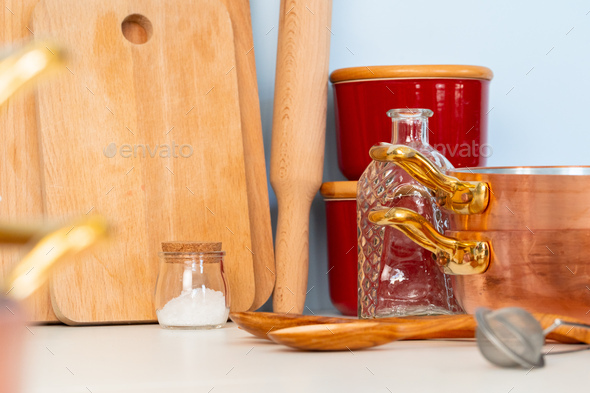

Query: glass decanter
left=357, top=108, right=462, bottom=318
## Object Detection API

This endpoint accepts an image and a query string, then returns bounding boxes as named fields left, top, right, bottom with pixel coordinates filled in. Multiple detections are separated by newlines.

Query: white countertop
left=22, top=322, right=588, bottom=393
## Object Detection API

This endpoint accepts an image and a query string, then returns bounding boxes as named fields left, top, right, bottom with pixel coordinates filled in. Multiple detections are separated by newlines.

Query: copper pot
left=368, top=144, right=590, bottom=322
left=450, top=229, right=590, bottom=321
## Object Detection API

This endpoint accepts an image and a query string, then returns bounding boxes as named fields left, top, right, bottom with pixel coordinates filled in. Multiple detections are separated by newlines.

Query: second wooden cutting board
left=119, top=0, right=276, bottom=313
left=33, top=0, right=255, bottom=323
left=219, top=0, right=275, bottom=311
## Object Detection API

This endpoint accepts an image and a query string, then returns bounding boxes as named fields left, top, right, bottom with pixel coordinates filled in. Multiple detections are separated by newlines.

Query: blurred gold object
left=0, top=38, right=90, bottom=300
left=0, top=40, right=64, bottom=106
left=0, top=38, right=104, bottom=393
left=368, top=207, right=490, bottom=275
left=369, top=144, right=489, bottom=214
left=0, top=222, right=51, bottom=244
left=1, top=216, right=109, bottom=301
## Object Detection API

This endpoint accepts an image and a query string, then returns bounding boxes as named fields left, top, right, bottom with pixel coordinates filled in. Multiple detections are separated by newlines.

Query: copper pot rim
left=451, top=165, right=590, bottom=176
left=447, top=228, right=590, bottom=235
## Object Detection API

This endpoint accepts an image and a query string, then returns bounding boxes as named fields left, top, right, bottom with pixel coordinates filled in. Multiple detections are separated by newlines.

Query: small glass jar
left=155, top=251, right=230, bottom=329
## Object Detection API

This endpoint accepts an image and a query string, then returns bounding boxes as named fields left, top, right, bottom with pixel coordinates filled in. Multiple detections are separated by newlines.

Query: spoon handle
left=268, top=316, right=478, bottom=351
left=533, top=313, right=590, bottom=344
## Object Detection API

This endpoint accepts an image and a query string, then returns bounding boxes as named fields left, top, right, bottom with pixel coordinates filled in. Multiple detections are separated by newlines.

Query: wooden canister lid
left=330, top=65, right=493, bottom=83
left=161, top=241, right=222, bottom=252
left=320, top=181, right=357, bottom=200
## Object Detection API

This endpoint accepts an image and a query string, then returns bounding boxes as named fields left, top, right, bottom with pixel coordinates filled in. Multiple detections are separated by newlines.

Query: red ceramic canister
left=330, top=65, right=493, bottom=180
left=320, top=181, right=358, bottom=316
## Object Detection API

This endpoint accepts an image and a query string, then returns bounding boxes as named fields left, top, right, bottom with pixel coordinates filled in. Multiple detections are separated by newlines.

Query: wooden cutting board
left=33, top=0, right=255, bottom=324
left=0, top=0, right=58, bottom=322
left=219, top=0, right=275, bottom=311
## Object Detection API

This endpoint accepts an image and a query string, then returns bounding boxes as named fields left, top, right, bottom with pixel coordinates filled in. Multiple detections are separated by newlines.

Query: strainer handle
left=543, top=319, right=590, bottom=336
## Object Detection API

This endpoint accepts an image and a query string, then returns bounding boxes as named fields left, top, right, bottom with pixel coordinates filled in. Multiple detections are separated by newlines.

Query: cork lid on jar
left=161, top=241, right=222, bottom=253
left=329, top=65, right=494, bottom=84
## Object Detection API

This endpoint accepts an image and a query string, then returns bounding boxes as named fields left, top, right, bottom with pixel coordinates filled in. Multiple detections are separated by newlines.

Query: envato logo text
left=103, top=142, right=194, bottom=158
left=433, top=141, right=493, bottom=158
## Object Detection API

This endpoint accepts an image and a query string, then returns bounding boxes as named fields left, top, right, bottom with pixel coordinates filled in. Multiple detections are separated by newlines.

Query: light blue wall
left=250, top=1, right=590, bottom=312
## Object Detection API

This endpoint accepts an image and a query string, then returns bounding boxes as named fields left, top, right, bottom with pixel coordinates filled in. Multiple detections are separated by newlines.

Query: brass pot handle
left=368, top=207, right=490, bottom=275
left=369, top=143, right=489, bottom=214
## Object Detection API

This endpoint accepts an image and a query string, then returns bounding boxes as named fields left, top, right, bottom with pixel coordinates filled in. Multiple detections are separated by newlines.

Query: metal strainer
left=475, top=307, right=590, bottom=368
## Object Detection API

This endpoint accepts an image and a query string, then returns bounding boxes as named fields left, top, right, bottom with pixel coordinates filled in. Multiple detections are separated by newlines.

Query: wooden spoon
left=267, top=314, right=590, bottom=351
left=233, top=311, right=590, bottom=348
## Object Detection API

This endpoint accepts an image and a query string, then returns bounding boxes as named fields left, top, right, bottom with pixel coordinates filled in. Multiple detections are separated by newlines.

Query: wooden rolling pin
left=270, top=0, right=333, bottom=314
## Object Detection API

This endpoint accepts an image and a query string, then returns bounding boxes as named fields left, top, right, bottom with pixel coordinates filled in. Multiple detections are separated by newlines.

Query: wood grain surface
left=271, top=0, right=333, bottom=314
left=319, top=181, right=357, bottom=199
left=0, top=0, right=57, bottom=322
left=219, top=0, right=275, bottom=311
left=34, top=0, right=255, bottom=323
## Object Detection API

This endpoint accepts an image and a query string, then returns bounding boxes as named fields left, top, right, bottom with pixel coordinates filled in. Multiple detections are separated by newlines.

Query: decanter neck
left=389, top=108, right=432, bottom=145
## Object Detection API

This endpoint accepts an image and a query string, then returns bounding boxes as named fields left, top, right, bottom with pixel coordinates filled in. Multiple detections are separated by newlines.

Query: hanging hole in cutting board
left=121, top=14, right=153, bottom=44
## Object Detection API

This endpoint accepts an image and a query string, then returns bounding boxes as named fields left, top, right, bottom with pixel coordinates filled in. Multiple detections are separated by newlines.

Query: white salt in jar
left=156, top=242, right=230, bottom=329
